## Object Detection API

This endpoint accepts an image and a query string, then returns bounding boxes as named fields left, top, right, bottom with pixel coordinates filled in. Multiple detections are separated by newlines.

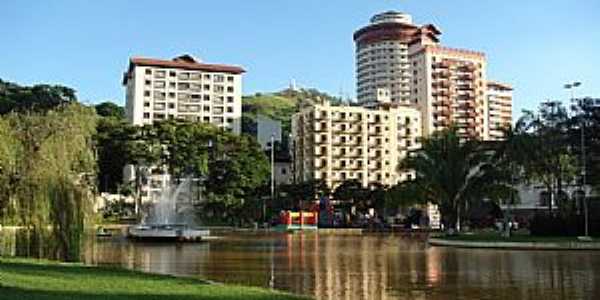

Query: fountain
left=128, top=178, right=210, bottom=242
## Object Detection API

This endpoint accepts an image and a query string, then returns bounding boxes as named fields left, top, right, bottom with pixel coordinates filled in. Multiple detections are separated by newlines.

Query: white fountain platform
left=128, top=224, right=210, bottom=242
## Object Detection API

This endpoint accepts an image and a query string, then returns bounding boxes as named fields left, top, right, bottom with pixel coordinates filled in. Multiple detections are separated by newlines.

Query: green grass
left=436, top=233, right=592, bottom=243
left=0, top=257, right=311, bottom=300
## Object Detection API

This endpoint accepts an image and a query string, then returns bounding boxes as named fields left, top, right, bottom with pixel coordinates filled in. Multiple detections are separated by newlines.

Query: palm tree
left=397, top=128, right=513, bottom=232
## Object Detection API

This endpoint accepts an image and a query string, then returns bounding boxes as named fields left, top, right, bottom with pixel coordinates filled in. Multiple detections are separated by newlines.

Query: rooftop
left=122, top=54, right=245, bottom=85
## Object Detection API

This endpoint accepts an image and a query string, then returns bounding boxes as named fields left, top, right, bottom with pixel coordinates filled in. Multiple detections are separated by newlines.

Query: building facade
left=292, top=102, right=421, bottom=188
left=410, top=45, right=489, bottom=140
left=486, top=81, right=513, bottom=140
left=354, top=11, right=441, bottom=106
left=123, top=54, right=245, bottom=134
left=355, top=11, right=510, bottom=141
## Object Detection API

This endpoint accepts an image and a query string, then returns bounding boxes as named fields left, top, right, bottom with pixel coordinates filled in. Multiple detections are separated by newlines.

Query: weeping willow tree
left=0, top=103, right=97, bottom=261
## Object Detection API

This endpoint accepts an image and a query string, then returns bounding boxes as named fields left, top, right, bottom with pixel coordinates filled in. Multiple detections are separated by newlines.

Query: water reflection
left=2, top=229, right=600, bottom=300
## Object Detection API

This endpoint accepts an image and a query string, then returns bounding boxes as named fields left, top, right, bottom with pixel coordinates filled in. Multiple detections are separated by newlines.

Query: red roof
left=130, top=57, right=245, bottom=74
left=123, top=55, right=245, bottom=85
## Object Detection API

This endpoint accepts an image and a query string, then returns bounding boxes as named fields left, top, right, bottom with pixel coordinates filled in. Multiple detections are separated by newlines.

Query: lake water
left=2, top=229, right=600, bottom=299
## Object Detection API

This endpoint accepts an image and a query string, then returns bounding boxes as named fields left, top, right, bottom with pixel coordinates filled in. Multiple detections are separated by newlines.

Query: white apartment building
left=486, top=81, right=513, bottom=140
left=354, top=11, right=441, bottom=105
left=123, top=54, right=245, bottom=134
left=292, top=102, right=421, bottom=189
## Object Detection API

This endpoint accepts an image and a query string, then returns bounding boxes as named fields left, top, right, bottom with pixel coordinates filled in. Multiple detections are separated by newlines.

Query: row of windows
left=143, top=90, right=236, bottom=102
left=142, top=112, right=236, bottom=124
left=143, top=102, right=236, bottom=113
left=144, top=81, right=235, bottom=93
left=145, top=68, right=235, bottom=82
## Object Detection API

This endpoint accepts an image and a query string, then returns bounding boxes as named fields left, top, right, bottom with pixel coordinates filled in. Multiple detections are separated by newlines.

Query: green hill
left=242, top=88, right=341, bottom=136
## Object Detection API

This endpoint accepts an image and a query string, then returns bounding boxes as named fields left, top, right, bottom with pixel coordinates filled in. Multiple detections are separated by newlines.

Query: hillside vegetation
left=242, top=88, right=341, bottom=135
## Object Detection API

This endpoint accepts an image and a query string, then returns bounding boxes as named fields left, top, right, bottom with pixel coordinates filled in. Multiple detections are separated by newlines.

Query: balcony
left=458, top=65, right=477, bottom=72
left=432, top=70, right=451, bottom=78
left=436, top=107, right=451, bottom=116
left=458, top=73, right=474, bottom=81
left=314, top=124, right=328, bottom=132
left=432, top=90, right=450, bottom=97
left=434, top=119, right=450, bottom=127
left=433, top=98, right=451, bottom=107
left=432, top=61, right=451, bottom=69
left=432, top=80, right=450, bottom=88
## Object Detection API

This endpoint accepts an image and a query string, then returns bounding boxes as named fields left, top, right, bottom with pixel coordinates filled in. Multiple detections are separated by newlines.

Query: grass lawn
left=436, top=232, right=592, bottom=243
left=0, top=257, right=310, bottom=300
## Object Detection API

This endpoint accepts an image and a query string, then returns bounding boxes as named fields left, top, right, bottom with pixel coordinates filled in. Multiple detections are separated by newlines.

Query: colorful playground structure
left=276, top=211, right=319, bottom=231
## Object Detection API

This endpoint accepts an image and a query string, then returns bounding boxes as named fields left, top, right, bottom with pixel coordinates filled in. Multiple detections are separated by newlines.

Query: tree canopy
left=0, top=79, right=76, bottom=114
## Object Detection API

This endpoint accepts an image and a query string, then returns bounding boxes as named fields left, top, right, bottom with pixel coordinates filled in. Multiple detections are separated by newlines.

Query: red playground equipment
left=277, top=211, right=319, bottom=231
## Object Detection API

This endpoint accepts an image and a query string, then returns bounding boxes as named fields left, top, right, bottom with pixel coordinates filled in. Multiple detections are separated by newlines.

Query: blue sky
left=1, top=0, right=599, bottom=119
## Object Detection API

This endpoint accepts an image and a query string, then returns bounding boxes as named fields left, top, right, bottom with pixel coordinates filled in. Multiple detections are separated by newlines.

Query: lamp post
left=565, top=81, right=588, bottom=237
left=269, top=134, right=275, bottom=223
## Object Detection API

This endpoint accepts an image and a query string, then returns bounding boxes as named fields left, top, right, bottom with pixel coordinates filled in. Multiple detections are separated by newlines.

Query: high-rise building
left=354, top=11, right=441, bottom=106
left=292, top=102, right=421, bottom=188
left=486, top=81, right=513, bottom=140
left=123, top=54, right=245, bottom=134
left=355, top=11, right=506, bottom=141
left=410, top=45, right=489, bottom=140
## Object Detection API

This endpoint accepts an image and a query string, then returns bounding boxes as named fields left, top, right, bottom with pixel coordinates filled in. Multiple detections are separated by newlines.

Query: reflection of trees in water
left=4, top=231, right=600, bottom=299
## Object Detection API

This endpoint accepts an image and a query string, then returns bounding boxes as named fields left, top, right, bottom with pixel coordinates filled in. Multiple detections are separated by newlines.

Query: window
left=226, top=106, right=234, bottom=113
left=227, top=76, right=234, bottom=82
left=227, top=117, right=234, bottom=124
left=281, top=168, right=287, bottom=175
left=168, top=103, right=175, bottom=109
left=203, top=106, right=210, bottom=112
left=204, top=74, right=211, bottom=80
left=203, top=95, right=210, bottom=101
left=145, top=80, right=151, bottom=86
left=143, top=112, right=150, bottom=119
left=143, top=102, right=150, bottom=107
left=145, top=69, right=152, bottom=75
left=203, top=116, right=210, bottom=122
left=169, top=92, right=176, bottom=98
left=144, top=91, right=150, bottom=97
left=214, top=75, right=224, bottom=82
left=169, top=71, right=176, bottom=77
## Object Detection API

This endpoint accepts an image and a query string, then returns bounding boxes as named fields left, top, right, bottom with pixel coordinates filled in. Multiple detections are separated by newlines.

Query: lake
left=1, top=229, right=599, bottom=299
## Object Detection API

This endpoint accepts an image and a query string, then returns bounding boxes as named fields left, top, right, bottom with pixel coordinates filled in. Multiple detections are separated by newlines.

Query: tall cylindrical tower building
left=354, top=11, right=440, bottom=105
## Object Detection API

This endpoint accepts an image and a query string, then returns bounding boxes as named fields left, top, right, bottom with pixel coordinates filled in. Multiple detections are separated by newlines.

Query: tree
left=278, top=179, right=330, bottom=211
left=0, top=79, right=76, bottom=114
left=95, top=102, right=125, bottom=119
left=94, top=119, right=138, bottom=193
left=397, top=128, right=513, bottom=232
left=517, top=102, right=578, bottom=214
left=332, top=179, right=368, bottom=207
left=0, top=103, right=97, bottom=261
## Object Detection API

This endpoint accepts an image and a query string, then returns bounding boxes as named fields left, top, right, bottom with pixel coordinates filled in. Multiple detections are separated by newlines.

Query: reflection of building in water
left=83, top=237, right=210, bottom=278
left=279, top=234, right=434, bottom=299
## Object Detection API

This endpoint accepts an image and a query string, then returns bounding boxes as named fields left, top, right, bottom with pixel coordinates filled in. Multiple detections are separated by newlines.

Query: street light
left=565, top=81, right=588, bottom=237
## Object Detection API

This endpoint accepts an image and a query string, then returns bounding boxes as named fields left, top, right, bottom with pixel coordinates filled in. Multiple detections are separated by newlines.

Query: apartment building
left=355, top=11, right=510, bottom=141
left=123, top=54, right=244, bottom=134
left=486, top=81, right=513, bottom=140
left=292, top=102, right=421, bottom=189
left=354, top=11, right=441, bottom=105
left=409, top=45, right=489, bottom=140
